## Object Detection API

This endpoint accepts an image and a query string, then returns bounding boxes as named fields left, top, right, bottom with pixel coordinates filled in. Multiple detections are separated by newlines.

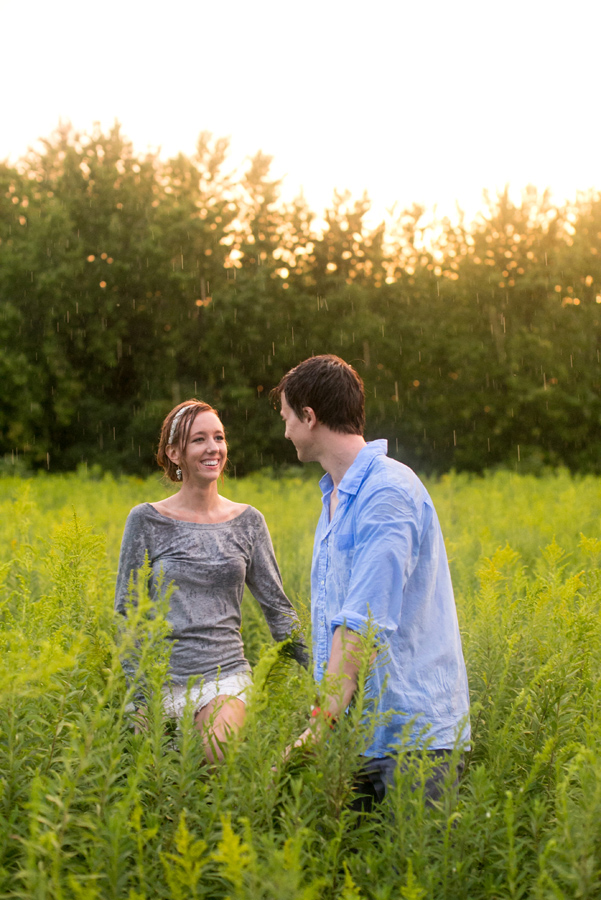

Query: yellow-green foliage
left=1, top=468, right=601, bottom=899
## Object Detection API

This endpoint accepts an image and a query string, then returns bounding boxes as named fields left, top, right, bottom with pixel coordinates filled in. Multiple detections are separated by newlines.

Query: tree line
left=1, top=123, right=600, bottom=476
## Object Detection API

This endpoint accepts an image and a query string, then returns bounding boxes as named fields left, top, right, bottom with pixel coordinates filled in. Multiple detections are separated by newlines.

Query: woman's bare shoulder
left=219, top=498, right=251, bottom=522
left=147, top=498, right=175, bottom=515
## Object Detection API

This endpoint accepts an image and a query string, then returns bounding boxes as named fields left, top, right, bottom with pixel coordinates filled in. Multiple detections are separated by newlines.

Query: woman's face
left=178, top=410, right=227, bottom=483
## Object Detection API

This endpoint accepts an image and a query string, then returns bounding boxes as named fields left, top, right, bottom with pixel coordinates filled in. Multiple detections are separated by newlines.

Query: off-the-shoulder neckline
left=143, top=502, right=253, bottom=526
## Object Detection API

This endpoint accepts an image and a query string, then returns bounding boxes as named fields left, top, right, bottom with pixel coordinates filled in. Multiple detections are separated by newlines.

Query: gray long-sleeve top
left=114, top=503, right=308, bottom=684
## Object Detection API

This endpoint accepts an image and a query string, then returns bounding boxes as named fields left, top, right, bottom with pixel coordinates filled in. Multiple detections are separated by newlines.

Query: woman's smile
left=178, top=410, right=228, bottom=481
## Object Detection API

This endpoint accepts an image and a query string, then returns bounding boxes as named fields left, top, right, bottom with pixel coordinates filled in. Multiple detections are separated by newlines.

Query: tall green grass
left=1, top=468, right=600, bottom=899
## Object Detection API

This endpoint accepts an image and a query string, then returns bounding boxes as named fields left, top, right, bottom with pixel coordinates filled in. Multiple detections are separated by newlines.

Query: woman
left=115, top=399, right=307, bottom=762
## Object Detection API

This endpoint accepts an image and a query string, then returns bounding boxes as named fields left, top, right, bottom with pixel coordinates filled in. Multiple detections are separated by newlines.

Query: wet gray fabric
left=114, top=503, right=307, bottom=685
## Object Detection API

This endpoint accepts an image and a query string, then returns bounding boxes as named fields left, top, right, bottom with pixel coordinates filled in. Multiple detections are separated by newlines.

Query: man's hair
left=272, top=355, right=365, bottom=435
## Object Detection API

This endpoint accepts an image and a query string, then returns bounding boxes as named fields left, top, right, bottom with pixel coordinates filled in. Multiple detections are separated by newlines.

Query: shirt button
left=320, top=580, right=325, bottom=586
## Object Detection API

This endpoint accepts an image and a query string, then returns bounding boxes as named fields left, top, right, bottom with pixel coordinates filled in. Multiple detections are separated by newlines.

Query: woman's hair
left=157, top=399, right=222, bottom=482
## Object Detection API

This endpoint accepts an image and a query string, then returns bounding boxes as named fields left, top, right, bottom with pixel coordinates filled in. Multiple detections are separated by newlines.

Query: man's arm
left=286, top=487, right=418, bottom=757
left=287, top=625, right=368, bottom=753
left=320, top=625, right=364, bottom=716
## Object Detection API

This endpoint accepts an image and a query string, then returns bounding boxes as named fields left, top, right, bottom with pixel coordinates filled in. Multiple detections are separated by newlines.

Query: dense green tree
left=2, top=124, right=601, bottom=476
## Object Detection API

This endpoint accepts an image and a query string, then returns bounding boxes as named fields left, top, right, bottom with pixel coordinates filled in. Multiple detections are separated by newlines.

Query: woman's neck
left=163, top=481, right=223, bottom=521
left=171, top=480, right=222, bottom=514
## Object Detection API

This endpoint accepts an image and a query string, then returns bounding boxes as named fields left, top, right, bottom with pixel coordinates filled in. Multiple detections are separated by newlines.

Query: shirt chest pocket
left=335, top=533, right=355, bottom=551
left=333, top=532, right=355, bottom=582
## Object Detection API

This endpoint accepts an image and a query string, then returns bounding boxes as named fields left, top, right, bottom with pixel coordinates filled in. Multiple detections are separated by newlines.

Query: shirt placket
left=316, top=485, right=342, bottom=678
left=321, top=493, right=351, bottom=676
left=316, top=530, right=329, bottom=675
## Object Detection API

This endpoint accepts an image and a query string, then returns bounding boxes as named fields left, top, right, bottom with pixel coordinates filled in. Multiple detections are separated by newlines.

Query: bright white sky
left=1, top=0, right=599, bottom=228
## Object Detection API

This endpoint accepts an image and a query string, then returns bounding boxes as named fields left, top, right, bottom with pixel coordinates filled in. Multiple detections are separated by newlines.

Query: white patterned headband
left=168, top=406, right=192, bottom=445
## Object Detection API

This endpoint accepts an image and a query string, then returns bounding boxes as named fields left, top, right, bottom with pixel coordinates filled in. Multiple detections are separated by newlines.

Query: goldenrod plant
left=1, top=468, right=601, bottom=897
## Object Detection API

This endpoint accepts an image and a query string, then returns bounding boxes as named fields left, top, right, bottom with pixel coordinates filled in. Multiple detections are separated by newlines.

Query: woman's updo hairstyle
left=157, top=399, right=222, bottom=482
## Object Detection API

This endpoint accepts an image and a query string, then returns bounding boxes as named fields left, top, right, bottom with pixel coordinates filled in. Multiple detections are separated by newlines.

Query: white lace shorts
left=161, top=671, right=252, bottom=720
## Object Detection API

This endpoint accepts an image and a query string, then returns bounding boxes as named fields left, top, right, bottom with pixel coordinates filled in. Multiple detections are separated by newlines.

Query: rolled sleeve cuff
left=330, top=610, right=370, bottom=635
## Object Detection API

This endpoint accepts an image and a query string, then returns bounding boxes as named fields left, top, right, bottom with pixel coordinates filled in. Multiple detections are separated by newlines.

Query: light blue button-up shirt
left=311, top=440, right=470, bottom=757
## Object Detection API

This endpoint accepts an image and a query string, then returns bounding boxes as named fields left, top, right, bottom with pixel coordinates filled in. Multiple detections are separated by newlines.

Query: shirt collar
left=319, top=439, right=388, bottom=499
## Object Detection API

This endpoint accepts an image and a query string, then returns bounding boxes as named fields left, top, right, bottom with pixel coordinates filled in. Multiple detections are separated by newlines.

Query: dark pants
left=350, top=750, right=463, bottom=814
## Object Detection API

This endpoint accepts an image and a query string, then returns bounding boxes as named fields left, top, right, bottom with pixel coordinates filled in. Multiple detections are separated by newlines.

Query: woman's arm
left=245, top=514, right=309, bottom=668
left=114, top=507, right=154, bottom=615
left=114, top=506, right=153, bottom=703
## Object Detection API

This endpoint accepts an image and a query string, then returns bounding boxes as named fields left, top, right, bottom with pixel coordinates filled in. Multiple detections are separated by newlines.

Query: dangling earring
left=176, top=467, right=182, bottom=481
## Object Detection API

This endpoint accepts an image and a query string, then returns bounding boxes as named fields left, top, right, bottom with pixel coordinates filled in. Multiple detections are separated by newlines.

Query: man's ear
left=302, top=407, right=318, bottom=429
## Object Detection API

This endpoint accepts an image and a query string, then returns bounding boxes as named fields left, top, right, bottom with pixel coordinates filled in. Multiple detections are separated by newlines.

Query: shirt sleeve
left=114, top=507, right=153, bottom=700
left=246, top=513, right=310, bottom=668
left=114, top=506, right=152, bottom=616
left=330, top=485, right=421, bottom=635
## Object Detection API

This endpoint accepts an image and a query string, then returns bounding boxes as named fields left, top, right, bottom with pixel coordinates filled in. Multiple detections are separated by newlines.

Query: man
left=272, top=354, right=470, bottom=808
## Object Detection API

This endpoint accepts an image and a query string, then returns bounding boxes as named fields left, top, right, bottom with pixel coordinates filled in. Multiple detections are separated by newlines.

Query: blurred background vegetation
left=1, top=123, right=600, bottom=476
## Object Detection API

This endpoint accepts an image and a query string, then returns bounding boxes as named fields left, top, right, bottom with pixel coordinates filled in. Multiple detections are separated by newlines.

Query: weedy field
left=1, top=467, right=601, bottom=899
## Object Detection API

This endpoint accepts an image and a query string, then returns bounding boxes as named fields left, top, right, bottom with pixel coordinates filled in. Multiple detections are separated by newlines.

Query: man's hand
left=282, top=725, right=315, bottom=762
left=281, top=625, right=369, bottom=763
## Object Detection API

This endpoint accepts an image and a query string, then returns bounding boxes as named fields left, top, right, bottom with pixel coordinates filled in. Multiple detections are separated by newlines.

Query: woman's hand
left=133, top=706, right=149, bottom=735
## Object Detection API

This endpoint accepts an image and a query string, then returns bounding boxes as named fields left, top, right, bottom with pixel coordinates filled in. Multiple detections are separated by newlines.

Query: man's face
left=280, top=393, right=315, bottom=462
